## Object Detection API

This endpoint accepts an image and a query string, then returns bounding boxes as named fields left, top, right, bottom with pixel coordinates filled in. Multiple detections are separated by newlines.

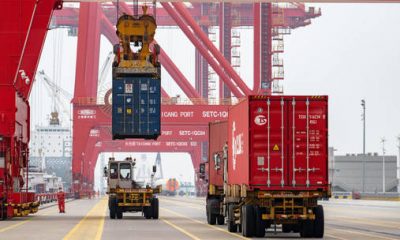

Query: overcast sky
left=31, top=4, right=400, bottom=185
left=283, top=4, right=400, bottom=156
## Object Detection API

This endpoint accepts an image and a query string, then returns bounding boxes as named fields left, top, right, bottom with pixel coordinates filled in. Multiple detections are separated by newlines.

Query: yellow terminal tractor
left=104, top=157, right=161, bottom=219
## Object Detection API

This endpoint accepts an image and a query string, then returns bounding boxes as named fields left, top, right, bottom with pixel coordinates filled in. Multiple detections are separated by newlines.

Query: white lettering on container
left=254, top=115, right=267, bottom=126
left=232, top=121, right=244, bottom=171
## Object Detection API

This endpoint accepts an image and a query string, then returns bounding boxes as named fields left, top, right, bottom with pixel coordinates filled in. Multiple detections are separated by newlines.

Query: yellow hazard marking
left=0, top=218, right=33, bottom=233
left=161, top=207, right=250, bottom=240
left=273, top=144, right=280, bottom=151
left=324, top=233, right=349, bottom=240
left=160, top=198, right=203, bottom=210
left=327, top=227, right=397, bottom=240
left=161, top=218, right=201, bottom=240
left=0, top=206, right=54, bottom=233
left=63, top=197, right=107, bottom=240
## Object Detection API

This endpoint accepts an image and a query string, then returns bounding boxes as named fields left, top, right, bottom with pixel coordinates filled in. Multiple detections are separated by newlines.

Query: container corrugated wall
left=112, top=76, right=161, bottom=140
left=228, top=96, right=329, bottom=192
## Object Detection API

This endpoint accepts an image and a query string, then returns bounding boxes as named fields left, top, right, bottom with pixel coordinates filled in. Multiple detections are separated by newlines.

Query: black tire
left=217, top=215, right=224, bottom=225
left=109, top=208, right=116, bottom=219
left=300, top=220, right=314, bottom=238
left=109, top=198, right=116, bottom=219
left=116, top=209, right=123, bottom=219
left=144, top=206, right=152, bottom=219
left=293, top=224, right=301, bottom=233
left=242, top=205, right=255, bottom=237
left=282, top=224, right=292, bottom=233
left=254, top=206, right=266, bottom=238
left=313, top=205, right=324, bottom=238
left=1, top=204, right=7, bottom=220
left=152, top=198, right=159, bottom=219
left=206, top=202, right=216, bottom=225
left=227, top=205, right=237, bottom=233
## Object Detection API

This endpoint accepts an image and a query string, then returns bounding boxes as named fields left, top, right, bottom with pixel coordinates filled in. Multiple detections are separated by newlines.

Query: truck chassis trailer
left=202, top=96, right=330, bottom=238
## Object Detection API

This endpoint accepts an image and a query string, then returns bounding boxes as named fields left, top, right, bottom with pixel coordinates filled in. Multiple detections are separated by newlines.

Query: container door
left=137, top=78, right=161, bottom=136
left=112, top=78, right=132, bottom=135
left=249, top=98, right=288, bottom=187
left=288, top=97, right=328, bottom=189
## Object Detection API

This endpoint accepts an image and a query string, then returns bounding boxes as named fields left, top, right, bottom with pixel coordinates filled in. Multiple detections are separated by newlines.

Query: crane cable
left=153, top=0, right=156, bottom=19
left=116, top=0, right=119, bottom=23
left=133, top=0, right=138, bottom=17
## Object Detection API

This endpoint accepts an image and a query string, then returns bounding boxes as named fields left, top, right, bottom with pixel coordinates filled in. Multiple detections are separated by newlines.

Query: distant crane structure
left=153, top=153, right=164, bottom=182
left=36, top=70, right=72, bottom=126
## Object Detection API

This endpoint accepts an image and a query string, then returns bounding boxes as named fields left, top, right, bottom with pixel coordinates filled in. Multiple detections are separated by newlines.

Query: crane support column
left=0, top=0, right=58, bottom=219
left=72, top=2, right=101, bottom=198
left=219, top=2, right=232, bottom=101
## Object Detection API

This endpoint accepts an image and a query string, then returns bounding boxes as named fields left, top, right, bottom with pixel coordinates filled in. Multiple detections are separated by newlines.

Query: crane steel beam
left=253, top=3, right=261, bottom=93
left=260, top=3, right=272, bottom=94
left=78, top=140, right=203, bottom=194
left=73, top=3, right=101, bottom=99
left=219, top=2, right=232, bottom=100
left=112, top=1, right=202, bottom=100
left=172, top=2, right=251, bottom=96
left=0, top=0, right=58, bottom=100
left=72, top=103, right=229, bottom=194
left=162, top=2, right=244, bottom=98
left=55, top=4, right=318, bottom=28
left=0, top=0, right=59, bottom=218
left=158, top=48, right=203, bottom=100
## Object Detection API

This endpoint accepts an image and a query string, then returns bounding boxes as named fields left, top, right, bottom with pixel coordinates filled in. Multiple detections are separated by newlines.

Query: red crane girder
left=72, top=101, right=230, bottom=192
left=0, top=0, right=322, bottom=199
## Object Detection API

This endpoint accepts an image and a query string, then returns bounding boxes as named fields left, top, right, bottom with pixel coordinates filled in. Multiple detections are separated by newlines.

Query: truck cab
left=107, top=157, right=138, bottom=190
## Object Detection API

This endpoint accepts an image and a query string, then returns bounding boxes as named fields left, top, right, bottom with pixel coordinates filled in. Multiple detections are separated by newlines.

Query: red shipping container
left=208, top=121, right=228, bottom=187
left=228, top=96, right=328, bottom=192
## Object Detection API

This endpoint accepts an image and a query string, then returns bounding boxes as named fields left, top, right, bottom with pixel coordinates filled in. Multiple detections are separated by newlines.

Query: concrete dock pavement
left=0, top=196, right=399, bottom=239
left=0, top=197, right=104, bottom=240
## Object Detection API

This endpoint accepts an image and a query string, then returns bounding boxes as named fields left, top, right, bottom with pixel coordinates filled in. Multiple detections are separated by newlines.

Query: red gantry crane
left=6, top=0, right=392, bottom=218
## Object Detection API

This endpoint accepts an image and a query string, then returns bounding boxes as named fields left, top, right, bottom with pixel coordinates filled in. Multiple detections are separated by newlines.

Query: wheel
left=1, top=204, right=7, bottom=220
left=241, top=205, right=255, bottom=237
left=152, top=198, right=159, bottom=219
left=227, top=205, right=237, bottom=233
left=254, top=206, right=266, bottom=238
left=108, top=198, right=117, bottom=219
left=313, top=205, right=324, bottom=238
left=217, top=215, right=225, bottom=225
left=282, top=224, right=292, bottom=233
left=144, top=206, right=152, bottom=219
left=292, top=224, right=301, bottom=233
left=206, top=201, right=216, bottom=225
left=116, top=209, right=123, bottom=219
left=300, top=220, right=314, bottom=238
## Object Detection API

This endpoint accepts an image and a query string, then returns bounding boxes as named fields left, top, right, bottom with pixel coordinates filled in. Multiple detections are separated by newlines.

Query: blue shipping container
left=112, top=76, right=161, bottom=140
